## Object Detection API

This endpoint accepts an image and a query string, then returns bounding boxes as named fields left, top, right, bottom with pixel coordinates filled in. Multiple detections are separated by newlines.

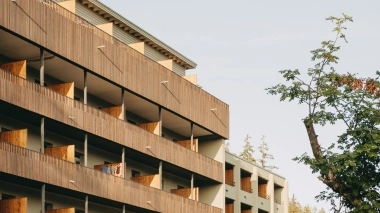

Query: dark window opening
left=132, top=170, right=140, bottom=177
left=2, top=193, right=15, bottom=200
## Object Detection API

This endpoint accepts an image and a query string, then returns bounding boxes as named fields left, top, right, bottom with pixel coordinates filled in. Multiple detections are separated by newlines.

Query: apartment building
left=225, top=152, right=289, bottom=213
left=0, top=0, right=228, bottom=212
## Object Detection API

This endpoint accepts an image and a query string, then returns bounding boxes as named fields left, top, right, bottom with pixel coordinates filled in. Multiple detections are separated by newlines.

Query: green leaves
left=267, top=14, right=380, bottom=212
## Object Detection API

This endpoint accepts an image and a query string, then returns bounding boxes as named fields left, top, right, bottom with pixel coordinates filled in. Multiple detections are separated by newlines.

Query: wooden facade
left=0, top=197, right=27, bottom=213
left=0, top=69, right=222, bottom=182
left=45, top=208, right=75, bottom=213
left=0, top=142, right=222, bottom=213
left=0, top=128, right=27, bottom=148
left=44, top=145, right=75, bottom=163
left=0, top=0, right=229, bottom=138
left=0, top=60, right=26, bottom=79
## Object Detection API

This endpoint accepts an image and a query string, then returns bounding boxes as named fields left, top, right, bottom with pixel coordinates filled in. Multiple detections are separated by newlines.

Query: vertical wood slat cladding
left=46, top=82, right=74, bottom=99
left=258, top=184, right=268, bottom=199
left=99, top=106, right=123, bottom=119
left=0, top=69, right=223, bottom=182
left=44, top=145, right=75, bottom=163
left=0, top=60, right=27, bottom=79
left=225, top=169, right=234, bottom=186
left=0, top=129, right=28, bottom=148
left=241, top=177, right=252, bottom=193
left=0, top=142, right=222, bottom=213
left=0, top=197, right=27, bottom=213
left=0, top=0, right=229, bottom=138
left=45, top=208, right=75, bottom=213
left=225, top=203, right=233, bottom=213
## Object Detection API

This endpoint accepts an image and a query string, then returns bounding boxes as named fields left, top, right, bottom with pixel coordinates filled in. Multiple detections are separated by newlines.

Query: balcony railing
left=0, top=141, right=222, bottom=213
left=0, top=68, right=223, bottom=182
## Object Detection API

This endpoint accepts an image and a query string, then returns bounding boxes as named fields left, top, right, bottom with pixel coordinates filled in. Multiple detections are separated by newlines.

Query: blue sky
left=99, top=0, right=380, bottom=210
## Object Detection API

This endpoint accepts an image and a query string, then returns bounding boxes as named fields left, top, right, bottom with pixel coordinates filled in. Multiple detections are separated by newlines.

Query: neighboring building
left=0, top=0, right=228, bottom=212
left=225, top=152, right=289, bottom=213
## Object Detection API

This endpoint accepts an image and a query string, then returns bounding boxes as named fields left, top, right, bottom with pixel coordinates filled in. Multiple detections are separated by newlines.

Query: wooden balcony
left=0, top=0, right=229, bottom=138
left=0, top=197, right=27, bottom=213
left=240, top=177, right=252, bottom=193
left=0, top=141, right=222, bottom=213
left=130, top=174, right=161, bottom=189
left=0, top=69, right=223, bottom=182
left=225, top=169, right=234, bottom=186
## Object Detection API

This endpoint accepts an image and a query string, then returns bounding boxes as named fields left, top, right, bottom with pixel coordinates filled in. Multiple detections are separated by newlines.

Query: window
left=172, top=139, right=178, bottom=142
left=34, top=79, right=47, bottom=86
left=2, top=193, right=15, bottom=200
left=127, top=119, right=136, bottom=125
left=74, top=96, right=81, bottom=101
left=75, top=152, right=83, bottom=165
left=132, top=170, right=140, bottom=177
left=44, top=142, right=53, bottom=148
left=45, top=202, right=53, bottom=210
left=177, top=185, right=184, bottom=189
left=75, top=210, right=85, bottom=213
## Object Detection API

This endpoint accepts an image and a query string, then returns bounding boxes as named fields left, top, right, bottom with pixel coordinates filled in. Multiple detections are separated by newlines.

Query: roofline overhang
left=80, top=0, right=197, bottom=69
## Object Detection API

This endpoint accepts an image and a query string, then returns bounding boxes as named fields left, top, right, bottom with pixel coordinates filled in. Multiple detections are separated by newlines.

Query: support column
left=158, top=106, right=162, bottom=136
left=85, top=195, right=88, bottom=213
left=190, top=123, right=194, bottom=151
left=122, top=205, right=125, bottom=213
left=121, top=89, right=125, bottom=120
left=40, top=117, right=44, bottom=153
left=84, top=70, right=88, bottom=105
left=40, top=48, right=44, bottom=86
left=159, top=161, right=163, bottom=190
left=122, top=147, right=125, bottom=178
left=84, top=133, right=88, bottom=167
left=41, top=184, right=45, bottom=213
left=191, top=174, right=194, bottom=200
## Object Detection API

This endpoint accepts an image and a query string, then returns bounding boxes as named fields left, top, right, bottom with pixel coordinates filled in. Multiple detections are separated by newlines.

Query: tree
left=225, top=141, right=230, bottom=152
left=239, top=134, right=256, bottom=163
left=267, top=14, right=380, bottom=212
left=289, top=194, right=303, bottom=213
left=257, top=135, right=278, bottom=171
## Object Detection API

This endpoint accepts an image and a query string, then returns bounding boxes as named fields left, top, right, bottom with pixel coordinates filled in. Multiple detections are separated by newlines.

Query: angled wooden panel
left=128, top=42, right=145, bottom=54
left=94, top=162, right=124, bottom=177
left=177, top=139, right=198, bottom=152
left=0, top=197, right=27, bottom=213
left=58, top=0, right=75, bottom=13
left=0, top=60, right=26, bottom=79
left=130, top=174, right=160, bottom=189
left=242, top=210, right=251, bottom=213
left=46, top=82, right=74, bottom=99
left=0, top=129, right=27, bottom=148
left=157, top=59, right=173, bottom=71
left=258, top=184, right=267, bottom=199
left=96, top=23, right=113, bottom=35
left=99, top=106, right=122, bottom=119
left=183, top=74, right=197, bottom=85
left=44, top=145, right=75, bottom=163
left=137, top=122, right=160, bottom=135
left=45, top=207, right=75, bottom=213
left=170, top=187, right=199, bottom=201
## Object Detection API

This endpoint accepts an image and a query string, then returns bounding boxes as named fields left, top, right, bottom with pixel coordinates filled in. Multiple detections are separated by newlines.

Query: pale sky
left=99, top=0, right=380, bottom=211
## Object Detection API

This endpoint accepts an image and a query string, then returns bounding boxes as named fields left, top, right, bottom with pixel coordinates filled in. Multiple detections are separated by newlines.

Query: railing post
left=40, top=48, right=44, bottom=86
left=122, top=204, right=125, bottom=213
left=41, top=117, right=44, bottom=153
left=191, top=173, right=194, bottom=200
left=85, top=195, right=88, bottom=213
left=158, top=106, right=162, bottom=136
left=190, top=123, right=194, bottom=151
